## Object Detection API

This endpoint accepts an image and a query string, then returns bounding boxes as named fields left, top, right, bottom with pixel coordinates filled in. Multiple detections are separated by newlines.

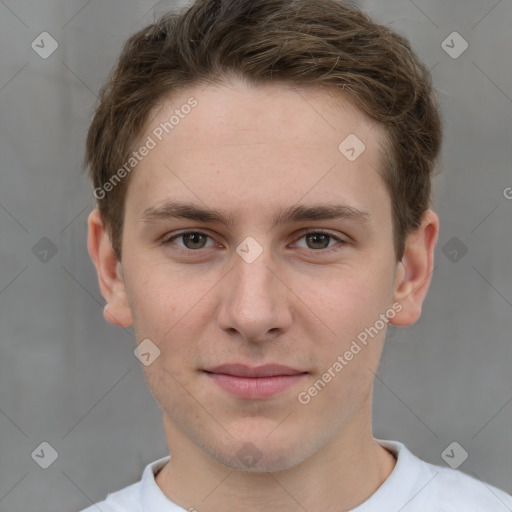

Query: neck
left=155, top=415, right=396, bottom=512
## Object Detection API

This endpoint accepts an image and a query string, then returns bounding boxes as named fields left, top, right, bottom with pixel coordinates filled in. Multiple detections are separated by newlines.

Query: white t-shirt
left=80, top=438, right=512, bottom=511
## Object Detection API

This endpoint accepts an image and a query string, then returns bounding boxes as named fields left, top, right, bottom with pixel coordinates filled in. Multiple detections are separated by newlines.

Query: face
left=90, top=79, right=435, bottom=473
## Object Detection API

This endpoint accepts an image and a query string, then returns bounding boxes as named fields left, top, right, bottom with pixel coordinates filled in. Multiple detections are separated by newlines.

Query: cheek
left=126, top=263, right=197, bottom=334
left=302, top=278, right=390, bottom=410
left=141, top=358, right=199, bottom=428
left=127, top=270, right=218, bottom=379
left=299, top=262, right=393, bottom=342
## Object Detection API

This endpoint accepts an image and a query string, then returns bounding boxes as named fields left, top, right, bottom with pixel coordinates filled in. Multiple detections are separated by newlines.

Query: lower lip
left=205, top=372, right=307, bottom=399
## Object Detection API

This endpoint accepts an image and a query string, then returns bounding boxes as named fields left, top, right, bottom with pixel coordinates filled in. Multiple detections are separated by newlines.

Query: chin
left=215, top=447, right=307, bottom=473
left=206, top=430, right=314, bottom=474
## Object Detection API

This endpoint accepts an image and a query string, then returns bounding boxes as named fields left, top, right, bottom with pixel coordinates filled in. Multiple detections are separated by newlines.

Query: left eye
left=163, top=230, right=343, bottom=251
left=293, top=231, right=342, bottom=250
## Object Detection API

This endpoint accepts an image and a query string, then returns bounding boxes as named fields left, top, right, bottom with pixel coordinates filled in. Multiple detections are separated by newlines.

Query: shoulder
left=79, top=456, right=171, bottom=512
left=423, top=459, right=512, bottom=510
left=378, top=439, right=512, bottom=511
left=79, top=481, right=141, bottom=512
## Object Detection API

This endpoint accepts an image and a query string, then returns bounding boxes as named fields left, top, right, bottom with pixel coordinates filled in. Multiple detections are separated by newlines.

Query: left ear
left=390, top=209, right=439, bottom=326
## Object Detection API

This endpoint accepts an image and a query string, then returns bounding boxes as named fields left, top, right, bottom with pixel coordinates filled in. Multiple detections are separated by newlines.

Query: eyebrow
left=141, top=201, right=371, bottom=229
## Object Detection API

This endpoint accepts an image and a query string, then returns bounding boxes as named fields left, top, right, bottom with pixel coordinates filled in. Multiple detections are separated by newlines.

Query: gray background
left=0, top=0, right=511, bottom=511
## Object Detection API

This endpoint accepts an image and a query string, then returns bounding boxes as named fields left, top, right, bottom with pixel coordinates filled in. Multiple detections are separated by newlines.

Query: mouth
left=203, top=364, right=308, bottom=399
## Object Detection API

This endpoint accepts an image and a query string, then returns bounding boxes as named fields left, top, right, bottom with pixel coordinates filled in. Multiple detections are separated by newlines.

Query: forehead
left=124, top=79, right=391, bottom=227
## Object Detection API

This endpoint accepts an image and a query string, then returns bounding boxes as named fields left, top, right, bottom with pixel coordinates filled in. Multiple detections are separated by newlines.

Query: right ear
left=87, top=209, right=133, bottom=327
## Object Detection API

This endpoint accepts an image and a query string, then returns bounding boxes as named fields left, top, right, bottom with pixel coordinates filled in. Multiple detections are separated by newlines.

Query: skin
left=88, top=78, right=439, bottom=511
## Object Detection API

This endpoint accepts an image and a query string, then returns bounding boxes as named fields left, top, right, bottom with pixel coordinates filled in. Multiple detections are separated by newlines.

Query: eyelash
left=161, top=229, right=348, bottom=256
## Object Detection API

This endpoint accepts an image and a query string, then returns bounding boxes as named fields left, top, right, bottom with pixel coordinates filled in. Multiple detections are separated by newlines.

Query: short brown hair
left=84, top=0, right=442, bottom=261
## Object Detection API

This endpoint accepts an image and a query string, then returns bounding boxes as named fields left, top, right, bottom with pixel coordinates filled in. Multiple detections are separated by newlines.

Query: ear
left=87, top=208, right=133, bottom=327
left=390, top=209, right=439, bottom=326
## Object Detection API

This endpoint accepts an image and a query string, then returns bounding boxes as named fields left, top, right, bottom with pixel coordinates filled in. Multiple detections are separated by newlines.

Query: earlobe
left=390, top=210, right=439, bottom=327
left=87, top=209, right=133, bottom=328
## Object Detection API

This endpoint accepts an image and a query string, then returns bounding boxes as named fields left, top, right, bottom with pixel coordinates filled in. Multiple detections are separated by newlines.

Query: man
left=82, top=0, right=512, bottom=510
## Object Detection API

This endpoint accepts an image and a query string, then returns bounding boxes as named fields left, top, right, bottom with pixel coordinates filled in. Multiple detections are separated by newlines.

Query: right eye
left=162, top=231, right=217, bottom=251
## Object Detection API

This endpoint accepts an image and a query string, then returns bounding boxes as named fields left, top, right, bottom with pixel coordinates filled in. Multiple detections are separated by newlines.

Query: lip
left=206, top=363, right=305, bottom=377
left=204, top=364, right=308, bottom=399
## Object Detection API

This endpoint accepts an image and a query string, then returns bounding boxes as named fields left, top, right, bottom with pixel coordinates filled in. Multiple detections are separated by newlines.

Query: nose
left=216, top=248, right=293, bottom=344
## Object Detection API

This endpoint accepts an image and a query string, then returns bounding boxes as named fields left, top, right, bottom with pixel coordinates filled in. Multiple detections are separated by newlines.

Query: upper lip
left=205, top=364, right=306, bottom=378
